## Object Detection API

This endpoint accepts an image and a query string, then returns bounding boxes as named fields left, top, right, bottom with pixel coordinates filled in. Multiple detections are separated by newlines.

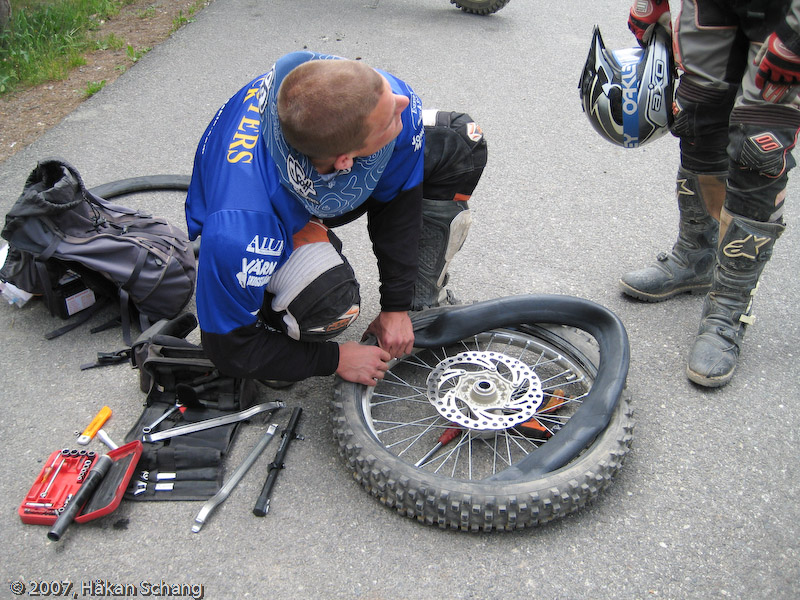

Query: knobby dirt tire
left=332, top=309, right=634, bottom=532
left=451, top=0, right=510, bottom=15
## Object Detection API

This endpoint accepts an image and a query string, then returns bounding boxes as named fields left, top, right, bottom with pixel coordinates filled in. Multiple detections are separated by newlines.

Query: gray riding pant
left=672, top=0, right=800, bottom=221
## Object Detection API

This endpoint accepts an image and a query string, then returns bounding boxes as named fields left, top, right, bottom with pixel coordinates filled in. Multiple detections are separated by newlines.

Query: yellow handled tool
left=76, top=406, right=112, bottom=445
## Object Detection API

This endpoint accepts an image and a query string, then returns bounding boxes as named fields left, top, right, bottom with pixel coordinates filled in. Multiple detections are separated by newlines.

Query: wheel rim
left=359, top=328, right=595, bottom=481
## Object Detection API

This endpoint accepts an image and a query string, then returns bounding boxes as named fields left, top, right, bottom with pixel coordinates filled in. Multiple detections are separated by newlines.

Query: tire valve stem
left=415, top=426, right=461, bottom=467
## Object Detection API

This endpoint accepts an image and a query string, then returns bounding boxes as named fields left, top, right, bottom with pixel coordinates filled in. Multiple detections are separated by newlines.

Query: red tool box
left=19, top=441, right=142, bottom=526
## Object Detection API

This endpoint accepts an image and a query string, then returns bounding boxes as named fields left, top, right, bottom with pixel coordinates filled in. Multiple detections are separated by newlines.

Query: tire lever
left=142, top=401, right=284, bottom=443
left=192, top=423, right=279, bottom=532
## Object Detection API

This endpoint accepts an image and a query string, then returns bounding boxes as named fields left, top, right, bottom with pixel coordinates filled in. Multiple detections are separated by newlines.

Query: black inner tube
left=412, top=294, right=630, bottom=480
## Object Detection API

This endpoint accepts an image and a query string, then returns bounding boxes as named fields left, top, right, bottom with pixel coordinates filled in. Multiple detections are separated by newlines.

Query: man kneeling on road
left=185, top=51, right=487, bottom=387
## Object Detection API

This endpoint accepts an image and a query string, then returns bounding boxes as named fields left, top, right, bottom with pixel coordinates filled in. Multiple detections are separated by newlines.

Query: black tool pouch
left=125, top=313, right=261, bottom=501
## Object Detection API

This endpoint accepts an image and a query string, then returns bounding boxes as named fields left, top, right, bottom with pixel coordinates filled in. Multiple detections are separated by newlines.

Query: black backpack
left=0, top=159, right=196, bottom=343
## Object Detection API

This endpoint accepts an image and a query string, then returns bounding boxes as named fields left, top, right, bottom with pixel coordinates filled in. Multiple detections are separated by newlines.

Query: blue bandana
left=259, top=51, right=395, bottom=218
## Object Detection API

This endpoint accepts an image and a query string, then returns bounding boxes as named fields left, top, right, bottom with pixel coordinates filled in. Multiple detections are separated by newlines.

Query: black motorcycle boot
left=620, top=168, right=724, bottom=302
left=686, top=211, right=784, bottom=387
left=412, top=198, right=472, bottom=310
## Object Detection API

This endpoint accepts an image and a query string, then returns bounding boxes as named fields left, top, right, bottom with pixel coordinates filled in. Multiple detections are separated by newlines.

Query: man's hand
left=628, top=0, right=671, bottom=47
left=336, top=341, right=390, bottom=386
left=363, top=310, right=414, bottom=358
left=755, top=32, right=800, bottom=102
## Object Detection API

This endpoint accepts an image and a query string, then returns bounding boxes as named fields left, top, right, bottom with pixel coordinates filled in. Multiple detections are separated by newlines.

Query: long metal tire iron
left=192, top=423, right=279, bottom=532
left=142, top=401, right=284, bottom=443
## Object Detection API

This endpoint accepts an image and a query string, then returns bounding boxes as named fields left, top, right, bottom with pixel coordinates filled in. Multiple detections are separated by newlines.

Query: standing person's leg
left=620, top=0, right=740, bottom=301
left=687, top=31, right=800, bottom=386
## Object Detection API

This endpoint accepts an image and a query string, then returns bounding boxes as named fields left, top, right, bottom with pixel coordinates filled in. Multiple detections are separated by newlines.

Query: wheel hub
left=426, top=350, right=544, bottom=431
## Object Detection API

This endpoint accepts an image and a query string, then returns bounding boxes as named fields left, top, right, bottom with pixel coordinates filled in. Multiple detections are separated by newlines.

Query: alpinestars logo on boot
left=723, top=234, right=770, bottom=260
left=676, top=177, right=694, bottom=196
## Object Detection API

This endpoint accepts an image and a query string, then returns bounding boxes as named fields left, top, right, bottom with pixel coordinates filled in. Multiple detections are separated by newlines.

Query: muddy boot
left=412, top=198, right=472, bottom=310
left=686, top=210, right=784, bottom=387
left=620, top=168, right=725, bottom=302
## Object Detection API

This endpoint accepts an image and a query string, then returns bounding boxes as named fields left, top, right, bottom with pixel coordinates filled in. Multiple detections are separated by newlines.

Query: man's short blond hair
left=277, top=60, right=385, bottom=159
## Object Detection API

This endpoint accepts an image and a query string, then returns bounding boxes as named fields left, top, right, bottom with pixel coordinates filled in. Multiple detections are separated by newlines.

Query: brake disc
left=426, top=350, right=544, bottom=431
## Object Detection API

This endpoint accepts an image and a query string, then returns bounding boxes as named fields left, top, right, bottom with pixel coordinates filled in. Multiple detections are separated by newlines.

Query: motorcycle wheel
left=332, top=323, right=634, bottom=531
left=451, top=0, right=510, bottom=15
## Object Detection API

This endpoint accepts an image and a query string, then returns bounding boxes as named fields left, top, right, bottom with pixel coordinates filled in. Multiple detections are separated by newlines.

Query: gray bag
left=0, top=159, right=196, bottom=342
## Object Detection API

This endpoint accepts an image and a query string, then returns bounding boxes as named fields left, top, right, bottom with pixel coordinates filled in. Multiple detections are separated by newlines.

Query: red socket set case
left=19, top=441, right=142, bottom=526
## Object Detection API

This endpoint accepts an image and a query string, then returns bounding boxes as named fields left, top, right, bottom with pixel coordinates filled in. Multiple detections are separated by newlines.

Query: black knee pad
left=728, top=104, right=800, bottom=177
left=673, top=77, right=737, bottom=172
left=422, top=110, right=487, bottom=201
left=726, top=104, right=800, bottom=220
left=261, top=230, right=360, bottom=342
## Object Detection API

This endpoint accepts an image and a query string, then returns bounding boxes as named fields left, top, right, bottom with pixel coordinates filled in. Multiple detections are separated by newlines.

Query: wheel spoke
left=360, top=328, right=596, bottom=481
left=372, top=413, right=441, bottom=435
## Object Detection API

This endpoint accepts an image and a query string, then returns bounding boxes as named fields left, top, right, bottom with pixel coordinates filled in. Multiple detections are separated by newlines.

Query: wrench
left=128, top=480, right=147, bottom=496
left=141, top=403, right=183, bottom=435
left=143, top=401, right=284, bottom=443
left=40, top=458, right=66, bottom=498
left=96, top=429, right=118, bottom=450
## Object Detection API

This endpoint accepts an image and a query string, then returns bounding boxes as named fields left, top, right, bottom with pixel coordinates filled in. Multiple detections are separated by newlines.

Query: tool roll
left=124, top=313, right=261, bottom=501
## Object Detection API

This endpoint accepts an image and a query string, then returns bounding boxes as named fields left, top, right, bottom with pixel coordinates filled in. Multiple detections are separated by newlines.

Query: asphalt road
left=1, top=1, right=798, bottom=599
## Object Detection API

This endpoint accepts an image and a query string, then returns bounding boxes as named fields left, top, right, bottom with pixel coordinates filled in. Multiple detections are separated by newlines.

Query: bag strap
left=38, top=228, right=62, bottom=261
left=117, top=289, right=155, bottom=347
left=45, top=296, right=110, bottom=340
left=33, top=259, right=58, bottom=316
left=80, top=348, right=131, bottom=371
left=123, top=248, right=149, bottom=291
left=119, top=289, right=133, bottom=346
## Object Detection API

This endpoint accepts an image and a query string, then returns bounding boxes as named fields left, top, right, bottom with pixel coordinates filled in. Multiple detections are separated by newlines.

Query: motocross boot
left=412, top=197, right=472, bottom=310
left=620, top=168, right=725, bottom=302
left=686, top=210, right=784, bottom=388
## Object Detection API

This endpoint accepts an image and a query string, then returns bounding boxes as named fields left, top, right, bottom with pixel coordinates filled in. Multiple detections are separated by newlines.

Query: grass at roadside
left=0, top=0, right=204, bottom=96
left=0, top=0, right=120, bottom=94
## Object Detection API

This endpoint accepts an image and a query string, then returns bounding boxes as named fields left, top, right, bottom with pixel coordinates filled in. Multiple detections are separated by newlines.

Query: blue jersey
left=186, top=53, right=424, bottom=336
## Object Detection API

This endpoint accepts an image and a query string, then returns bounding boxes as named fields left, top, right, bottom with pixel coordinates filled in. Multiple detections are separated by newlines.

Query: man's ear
left=333, top=154, right=355, bottom=172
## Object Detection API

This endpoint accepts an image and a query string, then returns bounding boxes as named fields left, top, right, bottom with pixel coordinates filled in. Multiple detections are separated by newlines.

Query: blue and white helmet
left=579, top=25, right=674, bottom=148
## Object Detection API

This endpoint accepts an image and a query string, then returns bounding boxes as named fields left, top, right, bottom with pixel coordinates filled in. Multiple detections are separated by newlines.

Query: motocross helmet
left=579, top=25, right=674, bottom=148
